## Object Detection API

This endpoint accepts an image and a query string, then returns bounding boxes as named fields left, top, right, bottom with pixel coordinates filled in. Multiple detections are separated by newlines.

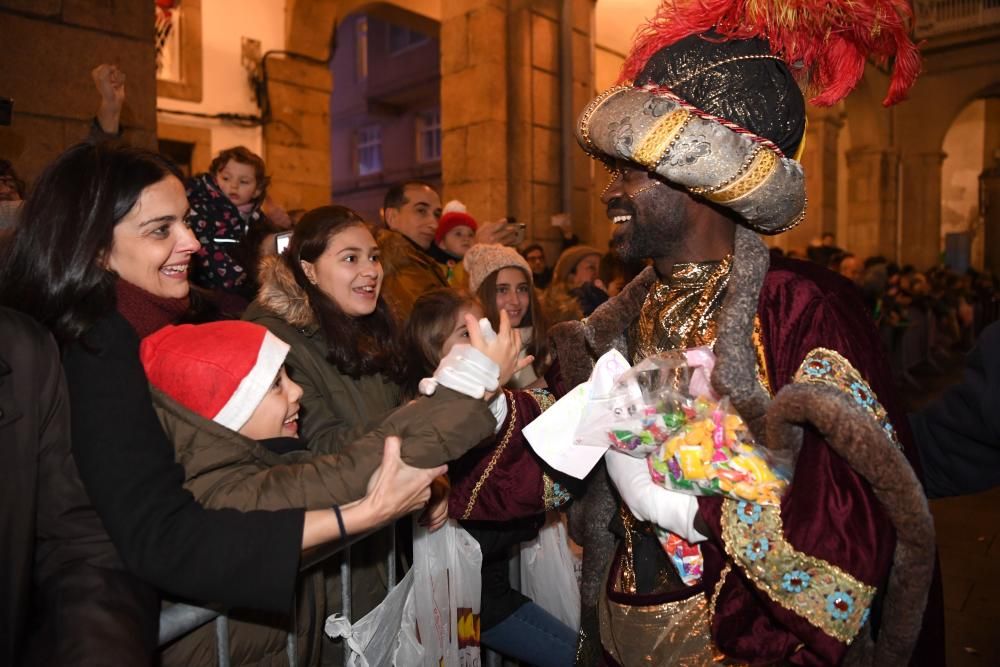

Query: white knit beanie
left=463, top=243, right=533, bottom=293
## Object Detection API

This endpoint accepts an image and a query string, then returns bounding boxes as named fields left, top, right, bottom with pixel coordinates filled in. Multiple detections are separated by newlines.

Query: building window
left=356, top=126, right=382, bottom=176
left=387, top=24, right=428, bottom=54
left=355, top=16, right=368, bottom=81
left=418, top=110, right=442, bottom=163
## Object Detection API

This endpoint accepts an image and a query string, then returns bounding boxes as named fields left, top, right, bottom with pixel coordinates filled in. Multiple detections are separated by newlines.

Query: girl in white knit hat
left=463, top=243, right=552, bottom=389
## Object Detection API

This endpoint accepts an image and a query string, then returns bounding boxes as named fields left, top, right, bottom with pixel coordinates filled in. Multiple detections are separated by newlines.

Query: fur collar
left=711, top=225, right=772, bottom=444
left=255, top=255, right=317, bottom=330
left=549, top=226, right=771, bottom=441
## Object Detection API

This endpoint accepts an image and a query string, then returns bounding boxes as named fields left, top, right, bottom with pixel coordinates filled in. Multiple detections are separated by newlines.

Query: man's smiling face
left=601, top=163, right=693, bottom=262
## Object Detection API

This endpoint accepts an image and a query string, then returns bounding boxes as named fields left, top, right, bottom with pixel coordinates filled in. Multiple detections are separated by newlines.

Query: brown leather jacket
left=376, top=228, right=449, bottom=321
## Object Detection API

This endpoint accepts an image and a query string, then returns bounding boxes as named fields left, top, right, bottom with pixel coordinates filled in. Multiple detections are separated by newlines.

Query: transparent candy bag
left=601, top=351, right=792, bottom=506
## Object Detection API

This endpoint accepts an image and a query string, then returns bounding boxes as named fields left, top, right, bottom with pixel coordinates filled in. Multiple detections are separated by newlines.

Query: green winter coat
left=151, top=381, right=496, bottom=666
left=245, top=256, right=403, bottom=456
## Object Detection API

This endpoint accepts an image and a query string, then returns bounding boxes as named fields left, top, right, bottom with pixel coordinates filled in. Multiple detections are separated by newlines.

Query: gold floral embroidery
left=461, top=389, right=517, bottom=520
left=793, top=347, right=902, bottom=450
left=526, top=390, right=571, bottom=511
left=721, top=499, right=876, bottom=644
left=752, top=316, right=772, bottom=396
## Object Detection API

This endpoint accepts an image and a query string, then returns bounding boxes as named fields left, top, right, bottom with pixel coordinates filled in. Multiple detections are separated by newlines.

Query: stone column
left=980, top=99, right=1000, bottom=273
left=440, top=0, right=594, bottom=261
left=779, top=106, right=842, bottom=252
left=844, top=147, right=899, bottom=260
left=900, top=151, right=946, bottom=269
left=440, top=0, right=509, bottom=221
left=263, top=57, right=332, bottom=211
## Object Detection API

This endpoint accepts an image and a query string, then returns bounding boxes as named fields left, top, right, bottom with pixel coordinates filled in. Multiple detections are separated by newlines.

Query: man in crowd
left=549, top=1, right=942, bottom=664
left=377, top=181, right=450, bottom=319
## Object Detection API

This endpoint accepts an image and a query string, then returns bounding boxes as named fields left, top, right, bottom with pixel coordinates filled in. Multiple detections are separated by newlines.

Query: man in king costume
left=549, top=0, right=944, bottom=664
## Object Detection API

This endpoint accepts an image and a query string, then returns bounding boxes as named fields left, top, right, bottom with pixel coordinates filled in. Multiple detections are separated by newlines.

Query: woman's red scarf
left=115, top=279, right=190, bottom=338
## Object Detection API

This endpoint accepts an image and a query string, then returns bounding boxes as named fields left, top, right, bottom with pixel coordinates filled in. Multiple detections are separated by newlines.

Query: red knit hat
left=140, top=321, right=291, bottom=431
left=435, top=211, right=478, bottom=244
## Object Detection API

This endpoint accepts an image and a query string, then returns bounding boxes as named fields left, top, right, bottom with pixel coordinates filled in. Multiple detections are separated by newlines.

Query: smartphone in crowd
left=275, top=231, right=292, bottom=254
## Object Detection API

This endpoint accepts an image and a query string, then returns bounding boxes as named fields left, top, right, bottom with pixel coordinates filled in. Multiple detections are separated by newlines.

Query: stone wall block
left=507, top=8, right=531, bottom=68
left=442, top=126, right=469, bottom=184
left=510, top=174, right=532, bottom=228
left=0, top=0, right=60, bottom=17
left=466, top=120, right=508, bottom=183
left=269, top=181, right=329, bottom=212
left=441, top=0, right=507, bottom=22
left=445, top=180, right=506, bottom=222
left=268, top=82, right=329, bottom=122
left=531, top=125, right=560, bottom=185
left=468, top=6, right=506, bottom=68
left=440, top=15, right=469, bottom=76
left=3, top=13, right=156, bottom=128
left=267, top=144, right=329, bottom=188
left=531, top=69, right=559, bottom=129
left=0, top=115, right=65, bottom=183
left=572, top=31, right=592, bottom=84
left=572, top=0, right=592, bottom=33
left=531, top=13, right=558, bottom=73
left=62, top=0, right=152, bottom=40
left=441, top=63, right=506, bottom=131
left=531, top=182, right=560, bottom=228
left=266, top=57, right=331, bottom=92
left=573, top=144, right=593, bottom=187
left=528, top=0, right=559, bottom=20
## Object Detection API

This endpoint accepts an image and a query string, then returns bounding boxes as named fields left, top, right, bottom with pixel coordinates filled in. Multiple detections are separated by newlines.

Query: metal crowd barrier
left=157, top=523, right=519, bottom=666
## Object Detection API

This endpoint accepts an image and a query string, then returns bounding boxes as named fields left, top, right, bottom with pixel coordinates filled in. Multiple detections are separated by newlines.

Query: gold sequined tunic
left=602, top=257, right=734, bottom=667
left=628, top=257, right=732, bottom=363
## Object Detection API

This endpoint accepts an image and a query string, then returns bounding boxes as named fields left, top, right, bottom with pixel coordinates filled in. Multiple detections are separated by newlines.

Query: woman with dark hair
left=246, top=205, right=409, bottom=455
left=245, top=205, right=528, bottom=633
left=464, top=243, right=552, bottom=388
left=0, top=143, right=517, bottom=662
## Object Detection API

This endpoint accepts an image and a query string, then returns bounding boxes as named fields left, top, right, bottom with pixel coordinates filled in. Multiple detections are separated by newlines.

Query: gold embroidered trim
left=632, top=109, right=692, bottom=169
left=706, top=148, right=779, bottom=204
left=461, top=389, right=517, bottom=520
left=752, top=315, right=773, bottom=397
left=578, top=84, right=631, bottom=156
left=721, top=499, right=876, bottom=643
left=793, top=347, right=902, bottom=450
left=528, top=390, right=572, bottom=511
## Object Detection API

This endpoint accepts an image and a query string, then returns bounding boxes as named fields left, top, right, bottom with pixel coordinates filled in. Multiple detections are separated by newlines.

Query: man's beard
left=607, top=188, right=688, bottom=263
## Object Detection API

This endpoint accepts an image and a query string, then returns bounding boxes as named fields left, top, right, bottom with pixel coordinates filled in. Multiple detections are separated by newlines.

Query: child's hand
left=465, top=310, right=533, bottom=389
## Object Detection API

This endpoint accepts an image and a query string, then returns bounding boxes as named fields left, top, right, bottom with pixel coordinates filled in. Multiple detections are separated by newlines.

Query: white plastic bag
left=519, top=514, right=582, bottom=632
left=411, top=519, right=483, bottom=667
left=325, top=566, right=416, bottom=667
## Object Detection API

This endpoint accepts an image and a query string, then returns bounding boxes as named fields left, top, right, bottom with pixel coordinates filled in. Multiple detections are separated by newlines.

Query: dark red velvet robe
left=448, top=388, right=573, bottom=522
left=697, top=257, right=944, bottom=665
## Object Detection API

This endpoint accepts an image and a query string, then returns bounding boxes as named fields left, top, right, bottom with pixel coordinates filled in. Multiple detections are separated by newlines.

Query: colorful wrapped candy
left=602, top=353, right=790, bottom=506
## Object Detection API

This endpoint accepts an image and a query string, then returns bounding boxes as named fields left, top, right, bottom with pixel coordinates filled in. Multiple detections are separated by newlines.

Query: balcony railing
left=915, top=0, right=1000, bottom=38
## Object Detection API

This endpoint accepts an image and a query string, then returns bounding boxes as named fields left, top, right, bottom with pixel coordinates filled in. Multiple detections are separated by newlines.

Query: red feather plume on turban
left=619, top=0, right=922, bottom=107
